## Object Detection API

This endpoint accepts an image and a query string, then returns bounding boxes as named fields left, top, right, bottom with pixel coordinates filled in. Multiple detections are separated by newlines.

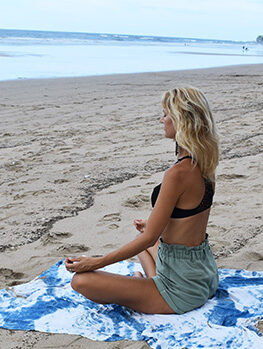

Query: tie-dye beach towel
left=0, top=260, right=262, bottom=348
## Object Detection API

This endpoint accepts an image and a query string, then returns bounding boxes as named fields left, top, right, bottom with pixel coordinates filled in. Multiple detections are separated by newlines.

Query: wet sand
left=0, top=64, right=262, bottom=348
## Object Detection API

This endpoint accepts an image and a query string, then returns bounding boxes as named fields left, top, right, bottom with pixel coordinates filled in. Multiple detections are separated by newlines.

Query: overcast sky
left=0, top=0, right=262, bottom=41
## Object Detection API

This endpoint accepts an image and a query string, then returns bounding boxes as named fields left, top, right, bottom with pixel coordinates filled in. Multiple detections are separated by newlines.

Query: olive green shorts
left=152, top=234, right=219, bottom=314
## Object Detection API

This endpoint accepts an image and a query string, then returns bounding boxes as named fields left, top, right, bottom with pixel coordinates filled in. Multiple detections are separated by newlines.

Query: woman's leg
left=71, top=270, right=174, bottom=314
left=136, top=239, right=159, bottom=278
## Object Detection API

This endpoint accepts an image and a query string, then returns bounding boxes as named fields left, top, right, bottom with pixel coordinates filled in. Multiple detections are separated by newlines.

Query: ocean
left=0, top=28, right=263, bottom=81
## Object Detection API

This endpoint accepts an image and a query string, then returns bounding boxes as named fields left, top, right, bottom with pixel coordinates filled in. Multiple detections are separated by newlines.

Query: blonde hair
left=162, top=87, right=219, bottom=181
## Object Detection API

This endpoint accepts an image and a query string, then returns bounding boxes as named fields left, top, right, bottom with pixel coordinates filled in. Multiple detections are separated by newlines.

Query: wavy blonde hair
left=162, top=87, right=219, bottom=181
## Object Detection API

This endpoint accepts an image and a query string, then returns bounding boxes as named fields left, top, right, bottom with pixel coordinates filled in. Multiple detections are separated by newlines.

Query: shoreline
left=0, top=63, right=262, bottom=347
left=1, top=62, right=263, bottom=83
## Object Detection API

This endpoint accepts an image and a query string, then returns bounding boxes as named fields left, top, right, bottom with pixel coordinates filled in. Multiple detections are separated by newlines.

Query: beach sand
left=0, top=64, right=262, bottom=348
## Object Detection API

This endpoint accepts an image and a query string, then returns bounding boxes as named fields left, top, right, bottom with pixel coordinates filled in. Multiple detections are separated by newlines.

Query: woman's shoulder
left=159, top=166, right=187, bottom=199
left=167, top=158, right=195, bottom=176
left=164, top=159, right=202, bottom=187
left=163, top=163, right=188, bottom=185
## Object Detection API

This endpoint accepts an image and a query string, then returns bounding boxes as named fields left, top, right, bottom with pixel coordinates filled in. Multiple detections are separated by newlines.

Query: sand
left=0, top=64, right=262, bottom=348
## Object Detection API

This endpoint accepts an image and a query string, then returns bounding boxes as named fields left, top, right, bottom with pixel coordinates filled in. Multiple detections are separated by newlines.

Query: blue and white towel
left=0, top=260, right=262, bottom=348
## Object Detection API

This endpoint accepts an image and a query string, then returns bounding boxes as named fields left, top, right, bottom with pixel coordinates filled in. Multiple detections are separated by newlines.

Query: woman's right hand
left=133, top=219, right=147, bottom=233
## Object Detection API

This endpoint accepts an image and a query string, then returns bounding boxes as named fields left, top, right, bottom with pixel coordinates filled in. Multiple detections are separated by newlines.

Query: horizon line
left=0, top=27, right=256, bottom=44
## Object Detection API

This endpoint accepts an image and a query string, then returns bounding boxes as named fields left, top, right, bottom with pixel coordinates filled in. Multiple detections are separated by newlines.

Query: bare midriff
left=161, top=208, right=211, bottom=247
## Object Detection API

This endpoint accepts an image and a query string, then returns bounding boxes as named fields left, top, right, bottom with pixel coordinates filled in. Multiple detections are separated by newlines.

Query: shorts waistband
left=158, top=234, right=210, bottom=260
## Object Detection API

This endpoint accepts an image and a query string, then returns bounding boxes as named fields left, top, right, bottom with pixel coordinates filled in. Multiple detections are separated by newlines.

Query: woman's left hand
left=65, top=256, right=103, bottom=273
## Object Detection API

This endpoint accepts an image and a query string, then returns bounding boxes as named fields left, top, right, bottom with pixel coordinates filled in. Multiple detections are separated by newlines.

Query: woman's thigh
left=71, top=270, right=174, bottom=314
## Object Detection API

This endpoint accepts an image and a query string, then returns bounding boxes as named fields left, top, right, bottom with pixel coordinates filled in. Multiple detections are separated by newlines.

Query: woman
left=65, top=87, right=219, bottom=314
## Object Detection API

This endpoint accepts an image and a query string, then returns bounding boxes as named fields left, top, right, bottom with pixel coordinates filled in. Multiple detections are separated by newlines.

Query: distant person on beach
left=65, top=87, right=220, bottom=314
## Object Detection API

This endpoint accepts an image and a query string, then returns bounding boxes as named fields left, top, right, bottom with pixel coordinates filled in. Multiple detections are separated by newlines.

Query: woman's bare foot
left=133, top=271, right=144, bottom=278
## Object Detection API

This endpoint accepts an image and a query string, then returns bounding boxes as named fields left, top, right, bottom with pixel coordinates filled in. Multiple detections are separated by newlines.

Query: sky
left=0, top=0, right=262, bottom=41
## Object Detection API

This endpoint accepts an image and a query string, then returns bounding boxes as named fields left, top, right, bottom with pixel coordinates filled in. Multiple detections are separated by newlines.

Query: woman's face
left=160, top=108, right=176, bottom=139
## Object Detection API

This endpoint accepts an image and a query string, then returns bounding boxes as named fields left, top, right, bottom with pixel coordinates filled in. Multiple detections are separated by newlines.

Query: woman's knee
left=71, top=272, right=93, bottom=292
left=71, top=273, right=82, bottom=292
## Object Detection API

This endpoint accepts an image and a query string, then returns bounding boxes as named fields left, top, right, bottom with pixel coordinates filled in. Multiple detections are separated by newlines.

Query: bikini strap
left=175, top=155, right=193, bottom=164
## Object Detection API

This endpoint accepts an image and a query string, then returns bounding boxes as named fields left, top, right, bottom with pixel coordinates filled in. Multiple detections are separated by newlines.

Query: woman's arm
left=65, top=168, right=185, bottom=273
left=65, top=225, right=155, bottom=273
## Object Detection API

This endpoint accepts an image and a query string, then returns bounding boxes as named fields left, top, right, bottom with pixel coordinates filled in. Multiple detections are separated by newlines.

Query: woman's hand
left=65, top=256, right=103, bottom=273
left=133, top=219, right=147, bottom=233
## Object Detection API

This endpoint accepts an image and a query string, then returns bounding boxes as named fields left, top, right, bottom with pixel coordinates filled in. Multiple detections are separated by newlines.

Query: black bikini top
left=151, top=156, right=214, bottom=219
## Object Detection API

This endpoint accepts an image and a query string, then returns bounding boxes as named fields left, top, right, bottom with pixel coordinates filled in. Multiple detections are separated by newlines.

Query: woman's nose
left=160, top=116, right=164, bottom=123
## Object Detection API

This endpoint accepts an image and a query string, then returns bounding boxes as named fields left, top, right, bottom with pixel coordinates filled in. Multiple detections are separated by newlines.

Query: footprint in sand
left=103, top=243, right=118, bottom=249
left=97, top=213, right=121, bottom=230
left=108, top=223, right=119, bottom=230
left=56, top=244, right=90, bottom=254
left=99, top=213, right=121, bottom=222
left=0, top=268, right=24, bottom=287
left=140, top=174, right=151, bottom=179
left=247, top=251, right=263, bottom=261
left=140, top=188, right=150, bottom=194
left=41, top=231, right=72, bottom=246
left=123, top=195, right=149, bottom=208
left=32, top=189, right=55, bottom=196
